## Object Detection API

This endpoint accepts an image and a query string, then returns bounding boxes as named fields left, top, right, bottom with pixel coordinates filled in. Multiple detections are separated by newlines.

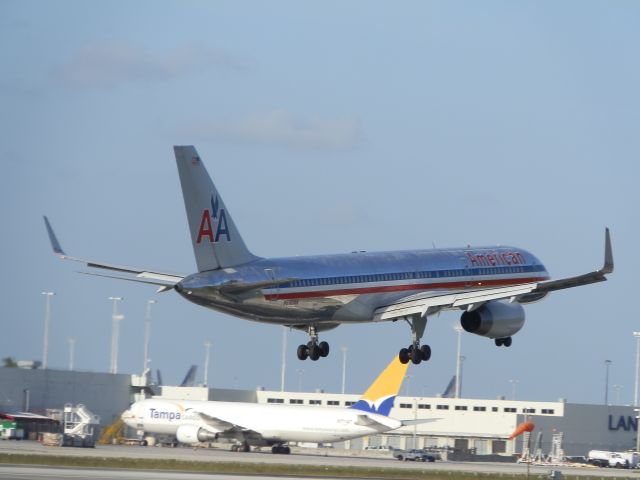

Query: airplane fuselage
left=123, top=398, right=402, bottom=445
left=175, top=246, right=549, bottom=328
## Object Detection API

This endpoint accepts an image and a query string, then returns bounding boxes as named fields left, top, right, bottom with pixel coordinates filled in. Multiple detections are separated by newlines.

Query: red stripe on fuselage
left=263, top=277, right=547, bottom=301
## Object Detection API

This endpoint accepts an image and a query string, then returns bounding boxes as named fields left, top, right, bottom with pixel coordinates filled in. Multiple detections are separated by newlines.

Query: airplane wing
left=373, top=228, right=613, bottom=321
left=193, top=411, right=264, bottom=442
left=44, top=216, right=184, bottom=291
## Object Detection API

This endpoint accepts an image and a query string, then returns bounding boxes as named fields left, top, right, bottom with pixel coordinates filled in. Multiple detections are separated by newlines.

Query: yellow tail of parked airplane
left=351, top=356, right=409, bottom=416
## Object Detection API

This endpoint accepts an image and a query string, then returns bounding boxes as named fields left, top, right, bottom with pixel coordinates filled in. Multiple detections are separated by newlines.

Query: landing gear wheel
left=231, top=444, right=238, bottom=452
left=308, top=343, right=320, bottom=361
left=399, top=348, right=410, bottom=364
left=420, top=344, right=431, bottom=361
left=411, top=347, right=422, bottom=364
left=318, top=341, right=330, bottom=357
left=298, top=325, right=329, bottom=361
left=495, top=338, right=503, bottom=347
left=503, top=337, right=512, bottom=347
left=272, top=445, right=291, bottom=454
left=241, top=443, right=250, bottom=452
left=297, top=344, right=309, bottom=360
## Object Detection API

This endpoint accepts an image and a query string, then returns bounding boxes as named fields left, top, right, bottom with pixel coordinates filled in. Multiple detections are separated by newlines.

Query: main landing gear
left=231, top=442, right=250, bottom=452
left=495, top=337, right=512, bottom=347
left=296, top=325, right=330, bottom=361
left=272, top=444, right=291, bottom=454
left=398, top=314, right=431, bottom=365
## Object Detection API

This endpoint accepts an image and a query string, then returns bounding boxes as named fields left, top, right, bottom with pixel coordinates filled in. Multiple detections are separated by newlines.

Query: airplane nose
left=121, top=407, right=136, bottom=426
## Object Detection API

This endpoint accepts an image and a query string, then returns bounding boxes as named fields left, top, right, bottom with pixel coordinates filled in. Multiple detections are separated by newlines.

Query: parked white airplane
left=45, top=146, right=613, bottom=364
left=121, top=355, right=421, bottom=453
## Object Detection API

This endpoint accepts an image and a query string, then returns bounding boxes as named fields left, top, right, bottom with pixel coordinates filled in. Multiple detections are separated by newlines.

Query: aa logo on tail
left=196, top=195, right=230, bottom=243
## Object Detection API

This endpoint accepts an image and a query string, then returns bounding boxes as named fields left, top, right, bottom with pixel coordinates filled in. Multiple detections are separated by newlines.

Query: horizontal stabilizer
left=355, top=414, right=391, bottom=432
left=401, top=418, right=440, bottom=426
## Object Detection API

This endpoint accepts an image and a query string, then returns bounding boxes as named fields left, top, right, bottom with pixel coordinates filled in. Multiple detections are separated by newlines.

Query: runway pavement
left=0, top=440, right=637, bottom=478
left=0, top=465, right=326, bottom=480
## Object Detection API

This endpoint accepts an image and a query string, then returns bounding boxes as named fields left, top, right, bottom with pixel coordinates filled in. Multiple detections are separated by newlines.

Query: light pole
left=110, top=315, right=124, bottom=373
left=635, top=407, right=640, bottom=453
left=509, top=379, right=519, bottom=400
left=404, top=375, right=413, bottom=397
left=41, top=292, right=55, bottom=369
left=454, top=325, right=463, bottom=398
left=280, top=327, right=287, bottom=392
left=634, top=332, right=640, bottom=406
left=459, top=355, right=466, bottom=398
left=341, top=347, right=348, bottom=394
left=68, top=337, right=75, bottom=371
left=203, top=341, right=212, bottom=387
left=108, top=296, right=123, bottom=374
left=143, top=300, right=156, bottom=373
left=605, top=359, right=612, bottom=405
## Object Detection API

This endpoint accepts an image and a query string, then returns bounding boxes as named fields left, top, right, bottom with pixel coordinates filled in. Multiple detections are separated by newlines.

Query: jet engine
left=460, top=301, right=525, bottom=339
left=175, top=424, right=218, bottom=444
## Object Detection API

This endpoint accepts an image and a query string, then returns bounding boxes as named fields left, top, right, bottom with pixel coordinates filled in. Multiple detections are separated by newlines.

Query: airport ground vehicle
left=364, top=445, right=394, bottom=451
left=394, top=448, right=438, bottom=462
left=587, top=450, right=638, bottom=468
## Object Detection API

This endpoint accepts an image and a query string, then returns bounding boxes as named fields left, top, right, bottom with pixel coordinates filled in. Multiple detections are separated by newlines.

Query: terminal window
left=492, top=440, right=507, bottom=454
left=454, top=405, right=468, bottom=411
left=418, top=404, right=431, bottom=409
left=399, top=403, right=412, bottom=409
left=541, top=408, right=555, bottom=414
left=327, top=400, right=339, bottom=406
left=473, top=406, right=486, bottom=412
left=492, top=407, right=498, bottom=412
left=289, top=399, right=303, bottom=404
left=309, top=400, right=322, bottom=405
left=523, top=408, right=536, bottom=414
left=267, top=398, right=284, bottom=403
left=345, top=401, right=356, bottom=406
left=436, top=405, right=449, bottom=410
left=504, top=407, right=516, bottom=413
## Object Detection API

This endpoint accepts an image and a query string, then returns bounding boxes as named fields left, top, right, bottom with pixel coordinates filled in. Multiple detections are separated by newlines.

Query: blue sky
left=1, top=1, right=638, bottom=405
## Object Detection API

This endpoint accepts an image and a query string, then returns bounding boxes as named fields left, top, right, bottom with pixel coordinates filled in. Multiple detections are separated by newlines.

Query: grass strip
left=0, top=452, right=625, bottom=480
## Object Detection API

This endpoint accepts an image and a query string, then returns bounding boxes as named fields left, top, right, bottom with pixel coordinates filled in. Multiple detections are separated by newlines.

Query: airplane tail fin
left=174, top=146, right=259, bottom=271
left=350, top=355, right=409, bottom=417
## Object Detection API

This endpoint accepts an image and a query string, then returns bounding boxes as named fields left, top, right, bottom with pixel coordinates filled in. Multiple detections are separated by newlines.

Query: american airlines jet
left=121, top=355, right=419, bottom=453
left=45, top=146, right=613, bottom=365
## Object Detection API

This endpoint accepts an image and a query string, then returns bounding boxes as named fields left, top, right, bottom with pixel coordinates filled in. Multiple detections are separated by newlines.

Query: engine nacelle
left=460, top=301, right=525, bottom=339
left=175, top=424, right=218, bottom=444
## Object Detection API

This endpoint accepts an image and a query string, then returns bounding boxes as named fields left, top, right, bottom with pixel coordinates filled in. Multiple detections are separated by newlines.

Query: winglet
left=602, top=227, right=614, bottom=274
left=43, top=216, right=66, bottom=257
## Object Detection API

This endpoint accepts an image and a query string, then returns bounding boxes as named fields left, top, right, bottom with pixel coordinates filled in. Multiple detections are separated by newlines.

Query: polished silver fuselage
left=175, top=246, right=549, bottom=330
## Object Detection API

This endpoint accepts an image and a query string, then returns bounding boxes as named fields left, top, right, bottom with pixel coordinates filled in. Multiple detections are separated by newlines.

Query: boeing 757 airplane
left=121, top=355, right=419, bottom=453
left=45, top=146, right=613, bottom=365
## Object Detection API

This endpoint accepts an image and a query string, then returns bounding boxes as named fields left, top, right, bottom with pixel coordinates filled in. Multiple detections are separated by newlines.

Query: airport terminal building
left=1, top=366, right=637, bottom=458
